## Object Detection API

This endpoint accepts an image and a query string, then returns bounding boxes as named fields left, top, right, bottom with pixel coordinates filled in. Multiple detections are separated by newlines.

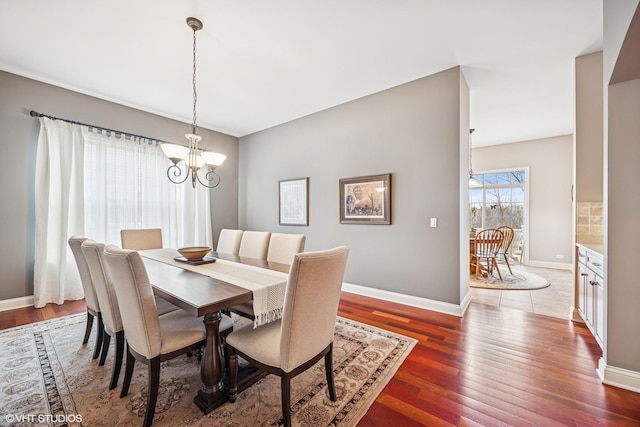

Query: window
left=470, top=170, right=526, bottom=231
left=83, top=129, right=211, bottom=247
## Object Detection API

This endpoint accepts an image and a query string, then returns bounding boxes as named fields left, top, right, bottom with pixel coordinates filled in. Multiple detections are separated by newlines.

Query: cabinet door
left=585, top=268, right=596, bottom=330
left=577, top=261, right=589, bottom=318
left=594, top=274, right=605, bottom=345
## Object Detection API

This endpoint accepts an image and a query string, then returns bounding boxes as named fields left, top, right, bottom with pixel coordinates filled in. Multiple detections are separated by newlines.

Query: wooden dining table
left=140, top=248, right=289, bottom=414
left=469, top=235, right=503, bottom=278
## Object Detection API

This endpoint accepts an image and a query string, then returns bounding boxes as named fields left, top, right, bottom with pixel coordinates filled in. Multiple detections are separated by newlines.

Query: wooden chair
left=226, top=246, right=349, bottom=427
left=68, top=236, right=103, bottom=360
left=496, top=225, right=515, bottom=274
left=216, top=229, right=244, bottom=255
left=120, top=228, right=163, bottom=250
left=238, top=230, right=271, bottom=260
left=471, top=229, right=504, bottom=280
left=103, top=244, right=234, bottom=427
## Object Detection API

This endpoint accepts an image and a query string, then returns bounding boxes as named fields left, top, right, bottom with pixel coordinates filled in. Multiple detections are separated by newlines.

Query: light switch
left=430, top=217, right=437, bottom=228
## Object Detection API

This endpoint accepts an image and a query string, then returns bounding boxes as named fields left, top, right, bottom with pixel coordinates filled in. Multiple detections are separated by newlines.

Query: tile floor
left=469, top=263, right=575, bottom=320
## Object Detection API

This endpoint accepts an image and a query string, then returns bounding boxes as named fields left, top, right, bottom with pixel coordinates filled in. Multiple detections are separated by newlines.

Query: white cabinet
left=576, top=244, right=605, bottom=349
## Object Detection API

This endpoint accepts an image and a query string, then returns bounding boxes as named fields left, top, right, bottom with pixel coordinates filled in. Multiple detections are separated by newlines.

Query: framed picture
left=279, top=177, right=309, bottom=226
left=339, top=173, right=391, bottom=224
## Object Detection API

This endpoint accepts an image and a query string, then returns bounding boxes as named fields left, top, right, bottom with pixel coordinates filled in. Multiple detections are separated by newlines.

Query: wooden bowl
left=177, top=246, right=211, bottom=260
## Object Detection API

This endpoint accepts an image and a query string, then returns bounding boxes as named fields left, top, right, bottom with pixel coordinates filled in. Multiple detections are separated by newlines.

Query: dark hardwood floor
left=2, top=295, right=639, bottom=425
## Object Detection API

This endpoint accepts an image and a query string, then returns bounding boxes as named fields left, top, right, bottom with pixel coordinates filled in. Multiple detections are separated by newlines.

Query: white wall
left=473, top=135, right=574, bottom=267
left=239, top=67, right=469, bottom=305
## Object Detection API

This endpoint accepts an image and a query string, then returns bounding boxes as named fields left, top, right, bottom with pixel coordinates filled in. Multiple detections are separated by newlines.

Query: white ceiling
left=0, top=0, right=602, bottom=146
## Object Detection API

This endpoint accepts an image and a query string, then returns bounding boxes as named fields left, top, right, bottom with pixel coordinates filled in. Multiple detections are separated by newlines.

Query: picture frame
left=279, top=177, right=309, bottom=226
left=339, top=173, right=391, bottom=224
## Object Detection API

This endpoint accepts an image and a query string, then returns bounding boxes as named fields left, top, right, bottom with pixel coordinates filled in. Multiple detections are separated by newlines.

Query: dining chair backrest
left=238, top=231, right=271, bottom=260
left=279, top=246, right=349, bottom=373
left=81, top=239, right=123, bottom=334
left=120, top=228, right=163, bottom=250
left=496, top=225, right=515, bottom=253
left=216, top=229, right=244, bottom=255
left=474, top=228, right=504, bottom=257
left=266, top=233, right=306, bottom=265
left=103, top=245, right=162, bottom=359
left=68, top=236, right=100, bottom=312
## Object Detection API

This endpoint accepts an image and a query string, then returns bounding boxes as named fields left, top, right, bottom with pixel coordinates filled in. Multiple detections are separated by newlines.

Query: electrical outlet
left=556, top=254, right=564, bottom=259
left=430, top=218, right=437, bottom=228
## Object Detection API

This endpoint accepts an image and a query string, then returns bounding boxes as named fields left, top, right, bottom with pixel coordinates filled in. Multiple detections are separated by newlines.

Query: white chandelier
left=161, top=17, right=226, bottom=189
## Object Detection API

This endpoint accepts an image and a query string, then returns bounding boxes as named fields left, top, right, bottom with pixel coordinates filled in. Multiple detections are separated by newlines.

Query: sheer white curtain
left=34, top=118, right=212, bottom=307
left=83, top=129, right=212, bottom=247
left=34, top=118, right=86, bottom=307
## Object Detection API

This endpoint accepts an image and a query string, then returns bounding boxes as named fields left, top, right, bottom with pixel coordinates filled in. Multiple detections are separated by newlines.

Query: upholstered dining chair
left=226, top=246, right=349, bottom=427
left=238, top=231, right=271, bottom=260
left=216, top=229, right=244, bottom=255
left=68, top=236, right=103, bottom=360
left=266, top=233, right=306, bottom=265
left=81, top=240, right=179, bottom=390
left=103, top=244, right=234, bottom=427
left=231, top=233, right=307, bottom=320
left=496, top=225, right=515, bottom=274
left=120, top=228, right=163, bottom=250
left=472, top=228, right=505, bottom=280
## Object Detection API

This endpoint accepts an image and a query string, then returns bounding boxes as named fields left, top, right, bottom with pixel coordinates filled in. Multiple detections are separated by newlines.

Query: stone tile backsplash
left=577, top=201, right=603, bottom=245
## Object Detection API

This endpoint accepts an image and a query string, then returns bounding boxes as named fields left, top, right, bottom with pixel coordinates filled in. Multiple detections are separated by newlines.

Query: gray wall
left=0, top=70, right=239, bottom=301
left=239, top=67, right=468, bottom=304
left=473, top=135, right=574, bottom=266
left=603, top=0, right=640, bottom=383
left=575, top=51, right=604, bottom=203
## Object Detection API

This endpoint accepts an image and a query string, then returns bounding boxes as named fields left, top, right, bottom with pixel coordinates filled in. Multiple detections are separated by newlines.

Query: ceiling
left=0, top=1, right=602, bottom=147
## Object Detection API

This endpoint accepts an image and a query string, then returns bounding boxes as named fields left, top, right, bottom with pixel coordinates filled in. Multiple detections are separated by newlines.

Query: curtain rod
left=29, top=110, right=170, bottom=144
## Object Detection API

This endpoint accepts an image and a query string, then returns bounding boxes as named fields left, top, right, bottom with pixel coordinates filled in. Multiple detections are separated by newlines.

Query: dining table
left=469, top=234, right=504, bottom=278
left=139, top=248, right=290, bottom=413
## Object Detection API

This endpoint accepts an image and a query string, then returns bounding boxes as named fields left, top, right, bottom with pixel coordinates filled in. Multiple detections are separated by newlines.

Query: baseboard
left=598, top=358, right=640, bottom=393
left=526, top=260, right=573, bottom=271
left=341, top=282, right=465, bottom=317
left=459, top=288, right=473, bottom=315
left=0, top=295, right=34, bottom=312
left=570, top=306, right=585, bottom=323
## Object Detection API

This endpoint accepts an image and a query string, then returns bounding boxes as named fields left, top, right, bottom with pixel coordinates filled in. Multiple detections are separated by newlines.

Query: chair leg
left=83, top=311, right=94, bottom=344
left=120, top=346, right=135, bottom=398
left=109, top=331, right=125, bottom=390
left=493, top=259, right=503, bottom=280
left=281, top=374, right=292, bottom=427
left=503, top=253, right=513, bottom=274
left=92, top=313, right=104, bottom=360
left=228, top=349, right=238, bottom=402
left=143, top=357, right=161, bottom=427
left=324, top=344, right=336, bottom=401
left=99, top=331, right=111, bottom=366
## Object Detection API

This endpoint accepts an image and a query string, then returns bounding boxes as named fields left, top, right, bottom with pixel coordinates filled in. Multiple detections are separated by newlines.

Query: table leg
left=194, top=311, right=227, bottom=413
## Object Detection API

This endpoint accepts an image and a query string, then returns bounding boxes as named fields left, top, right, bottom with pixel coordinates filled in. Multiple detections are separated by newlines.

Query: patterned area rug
left=470, top=268, right=550, bottom=290
left=0, top=313, right=416, bottom=426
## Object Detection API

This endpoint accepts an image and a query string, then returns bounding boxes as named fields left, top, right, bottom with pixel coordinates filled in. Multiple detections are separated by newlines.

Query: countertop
left=577, top=243, right=603, bottom=256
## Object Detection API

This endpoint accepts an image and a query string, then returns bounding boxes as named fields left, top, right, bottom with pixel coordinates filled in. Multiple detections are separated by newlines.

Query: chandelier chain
left=192, top=27, right=198, bottom=135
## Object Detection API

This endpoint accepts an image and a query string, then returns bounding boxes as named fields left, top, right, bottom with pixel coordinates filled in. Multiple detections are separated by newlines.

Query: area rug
left=470, top=268, right=550, bottom=290
left=0, top=313, right=416, bottom=426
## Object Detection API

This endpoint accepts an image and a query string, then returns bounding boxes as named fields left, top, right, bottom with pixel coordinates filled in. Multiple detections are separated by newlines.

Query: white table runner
left=141, top=249, right=288, bottom=327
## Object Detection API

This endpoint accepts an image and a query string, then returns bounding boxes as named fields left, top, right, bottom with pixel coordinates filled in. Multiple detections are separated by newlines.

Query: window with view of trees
left=469, top=170, right=526, bottom=231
